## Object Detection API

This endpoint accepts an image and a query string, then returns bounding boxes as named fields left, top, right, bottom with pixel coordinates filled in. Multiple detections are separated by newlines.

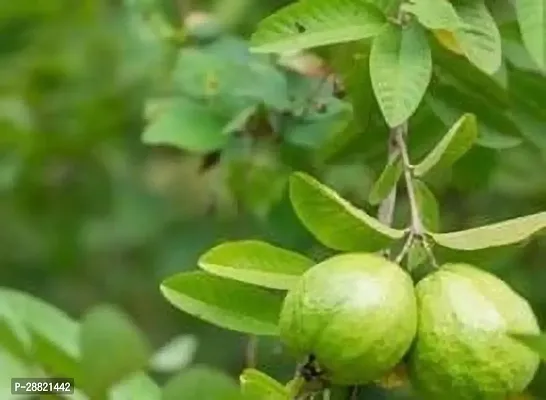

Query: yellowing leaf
left=289, top=172, right=405, bottom=252
left=433, top=29, right=464, bottom=55
left=430, top=212, right=546, bottom=250
left=198, top=241, right=314, bottom=290
left=414, top=113, right=478, bottom=177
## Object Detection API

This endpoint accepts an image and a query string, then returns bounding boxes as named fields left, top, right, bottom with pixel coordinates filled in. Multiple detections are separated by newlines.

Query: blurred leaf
left=367, top=155, right=402, bottom=206
left=515, top=0, right=546, bottom=70
left=429, top=212, right=546, bottom=250
left=142, top=97, right=230, bottom=154
left=285, top=98, right=353, bottom=150
left=199, top=241, right=314, bottom=290
left=240, top=368, right=290, bottom=399
left=160, top=272, right=283, bottom=336
left=81, top=305, right=152, bottom=397
left=0, top=294, right=31, bottom=361
left=413, top=180, right=440, bottom=232
left=452, top=0, right=502, bottom=74
left=162, top=366, right=244, bottom=400
left=477, top=128, right=523, bottom=150
left=510, top=333, right=546, bottom=360
left=0, top=349, right=31, bottom=398
left=289, top=172, right=404, bottom=252
left=414, top=113, right=478, bottom=177
left=149, top=335, right=198, bottom=373
left=110, top=372, right=161, bottom=400
left=0, top=289, right=80, bottom=379
left=250, top=0, right=386, bottom=54
left=370, top=22, right=432, bottom=127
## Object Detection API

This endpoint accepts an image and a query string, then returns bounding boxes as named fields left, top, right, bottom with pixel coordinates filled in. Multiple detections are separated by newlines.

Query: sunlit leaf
left=414, top=113, right=478, bottom=177
left=429, top=212, right=546, bottom=250
left=81, top=305, right=151, bottom=397
left=199, top=241, right=314, bottom=290
left=289, top=172, right=405, bottom=252
left=404, top=0, right=460, bottom=30
left=370, top=22, right=432, bottom=127
left=368, top=155, right=402, bottom=206
left=452, top=0, right=502, bottom=74
left=515, top=0, right=546, bottom=70
left=149, top=335, right=198, bottom=373
left=250, top=0, right=386, bottom=54
left=240, top=368, right=290, bottom=399
left=161, top=272, right=284, bottom=336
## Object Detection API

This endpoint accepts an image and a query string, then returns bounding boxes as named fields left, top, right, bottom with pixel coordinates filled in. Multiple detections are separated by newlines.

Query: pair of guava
left=279, top=253, right=541, bottom=399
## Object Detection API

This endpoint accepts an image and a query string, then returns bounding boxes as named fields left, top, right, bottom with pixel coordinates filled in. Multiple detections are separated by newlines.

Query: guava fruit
left=278, top=253, right=417, bottom=385
left=409, top=263, right=541, bottom=400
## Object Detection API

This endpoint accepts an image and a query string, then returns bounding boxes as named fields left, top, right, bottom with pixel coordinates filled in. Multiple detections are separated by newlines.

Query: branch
left=393, top=124, right=424, bottom=236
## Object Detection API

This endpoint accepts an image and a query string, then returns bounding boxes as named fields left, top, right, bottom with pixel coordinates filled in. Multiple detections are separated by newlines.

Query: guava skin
left=409, top=264, right=541, bottom=400
left=279, top=253, right=417, bottom=385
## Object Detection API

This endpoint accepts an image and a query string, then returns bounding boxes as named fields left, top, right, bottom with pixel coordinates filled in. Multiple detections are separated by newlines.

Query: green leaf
left=370, top=22, right=432, bottom=127
left=0, top=289, right=80, bottom=379
left=110, top=372, right=161, bottom=400
left=429, top=211, right=546, bottom=250
left=413, top=180, right=440, bottom=232
left=250, top=0, right=386, bottom=54
left=160, top=272, right=284, bottom=336
left=368, top=155, right=403, bottom=206
left=0, top=295, right=31, bottom=361
left=198, top=241, right=314, bottom=290
left=142, top=98, right=229, bottom=154
left=240, top=369, right=290, bottom=399
left=403, top=0, right=460, bottom=30
left=81, top=305, right=152, bottom=397
left=163, top=366, right=244, bottom=400
left=510, top=333, right=546, bottom=360
left=452, top=0, right=502, bottom=74
left=414, top=113, right=478, bottom=177
left=289, top=172, right=405, bottom=252
left=515, top=0, right=546, bottom=70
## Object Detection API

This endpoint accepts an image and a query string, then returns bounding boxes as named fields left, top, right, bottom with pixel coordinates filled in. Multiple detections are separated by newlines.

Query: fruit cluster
left=279, top=253, right=540, bottom=399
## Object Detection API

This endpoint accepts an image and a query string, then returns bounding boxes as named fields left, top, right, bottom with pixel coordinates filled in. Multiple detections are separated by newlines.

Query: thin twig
left=349, top=385, right=359, bottom=400
left=395, top=233, right=414, bottom=264
left=421, top=237, right=439, bottom=269
left=378, top=127, right=401, bottom=259
left=393, top=124, right=424, bottom=236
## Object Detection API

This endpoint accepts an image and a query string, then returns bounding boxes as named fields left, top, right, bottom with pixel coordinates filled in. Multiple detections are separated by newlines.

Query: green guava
left=409, top=263, right=541, bottom=400
left=278, top=253, right=417, bottom=385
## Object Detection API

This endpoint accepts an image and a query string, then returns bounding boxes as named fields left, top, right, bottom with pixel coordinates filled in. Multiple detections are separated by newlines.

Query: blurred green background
left=1, top=0, right=545, bottom=398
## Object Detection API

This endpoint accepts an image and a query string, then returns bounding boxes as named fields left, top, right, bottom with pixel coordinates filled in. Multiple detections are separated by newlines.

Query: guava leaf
left=510, top=333, right=546, bottom=360
left=163, top=366, right=244, bottom=400
left=429, top=211, right=546, bottom=250
left=250, top=0, right=386, bottom=54
left=370, top=21, right=432, bottom=127
left=403, top=0, right=460, bottom=30
left=141, top=98, right=229, bottom=154
left=160, top=272, right=283, bottom=336
left=0, top=289, right=80, bottom=379
left=414, top=113, right=478, bottom=177
left=240, top=368, right=290, bottom=399
left=198, top=241, right=314, bottom=290
left=289, top=172, right=405, bottom=252
left=110, top=372, right=161, bottom=400
left=515, top=0, right=546, bottom=70
left=80, top=305, right=152, bottom=397
left=413, top=180, right=440, bottom=232
left=368, top=155, right=403, bottom=206
left=452, top=0, right=502, bottom=75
